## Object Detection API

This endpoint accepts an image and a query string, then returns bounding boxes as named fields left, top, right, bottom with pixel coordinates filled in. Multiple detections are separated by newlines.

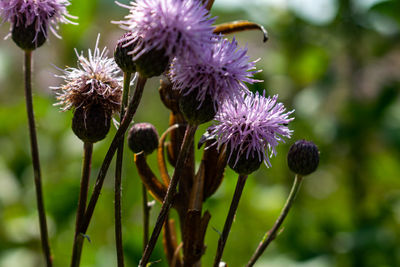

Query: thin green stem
left=114, top=71, right=132, bottom=267
left=213, top=174, right=248, bottom=267
left=139, top=124, right=198, bottom=267
left=24, top=50, right=53, bottom=267
left=246, top=174, right=303, bottom=267
left=70, top=142, right=93, bottom=267
left=80, top=75, right=147, bottom=235
left=142, top=183, right=150, bottom=251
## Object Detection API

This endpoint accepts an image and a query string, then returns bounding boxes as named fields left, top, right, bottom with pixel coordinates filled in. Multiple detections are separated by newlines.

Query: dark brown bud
left=135, top=47, right=170, bottom=78
left=287, top=140, right=319, bottom=175
left=179, top=89, right=217, bottom=125
left=228, top=147, right=263, bottom=175
left=114, top=32, right=137, bottom=73
left=12, top=18, right=47, bottom=50
left=128, top=123, right=159, bottom=155
left=72, top=104, right=111, bottom=143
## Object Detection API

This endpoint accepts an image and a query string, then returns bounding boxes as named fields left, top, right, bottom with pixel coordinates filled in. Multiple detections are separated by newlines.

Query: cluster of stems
left=18, top=2, right=309, bottom=267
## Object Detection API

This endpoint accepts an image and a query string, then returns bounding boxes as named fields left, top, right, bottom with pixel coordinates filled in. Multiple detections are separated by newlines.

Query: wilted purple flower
left=0, top=0, right=77, bottom=41
left=208, top=91, right=294, bottom=168
left=52, top=35, right=122, bottom=116
left=115, top=0, right=215, bottom=60
left=170, top=38, right=260, bottom=108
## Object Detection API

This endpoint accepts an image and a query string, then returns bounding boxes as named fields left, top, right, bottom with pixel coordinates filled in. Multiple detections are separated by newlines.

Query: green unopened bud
left=135, top=48, right=169, bottom=78
left=287, top=140, right=319, bottom=175
left=228, top=148, right=263, bottom=175
left=179, top=89, right=217, bottom=125
left=128, top=123, right=159, bottom=155
left=12, top=19, right=47, bottom=50
left=114, top=32, right=137, bottom=73
left=72, top=104, right=111, bottom=143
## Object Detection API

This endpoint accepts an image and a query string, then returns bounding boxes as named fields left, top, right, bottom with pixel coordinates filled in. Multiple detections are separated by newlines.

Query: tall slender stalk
left=80, top=75, right=147, bottom=234
left=246, top=174, right=303, bottom=267
left=114, top=71, right=132, bottom=267
left=142, top=183, right=150, bottom=250
left=24, top=50, right=53, bottom=267
left=70, top=142, right=93, bottom=267
left=213, top=174, right=248, bottom=267
left=139, top=124, right=198, bottom=267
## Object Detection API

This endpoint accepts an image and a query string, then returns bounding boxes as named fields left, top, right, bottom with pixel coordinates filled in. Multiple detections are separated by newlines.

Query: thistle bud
left=228, top=147, right=263, bottom=175
left=128, top=123, right=159, bottom=155
left=114, top=32, right=137, bottom=73
left=179, top=89, right=217, bottom=125
left=134, top=47, right=170, bottom=78
left=12, top=18, right=47, bottom=50
left=287, top=140, right=319, bottom=175
left=72, top=104, right=111, bottom=143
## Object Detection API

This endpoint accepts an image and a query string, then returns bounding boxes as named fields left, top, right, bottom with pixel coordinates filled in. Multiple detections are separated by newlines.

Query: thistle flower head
left=208, top=91, right=294, bottom=169
left=115, top=0, right=215, bottom=60
left=53, top=35, right=122, bottom=116
left=0, top=0, right=77, bottom=43
left=170, top=38, right=260, bottom=109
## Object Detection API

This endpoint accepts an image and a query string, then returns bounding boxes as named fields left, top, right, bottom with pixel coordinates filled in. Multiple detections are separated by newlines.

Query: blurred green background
left=1, top=0, right=400, bottom=266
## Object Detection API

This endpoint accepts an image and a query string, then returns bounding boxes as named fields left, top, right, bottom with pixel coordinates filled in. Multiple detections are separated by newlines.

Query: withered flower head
left=53, top=34, right=122, bottom=116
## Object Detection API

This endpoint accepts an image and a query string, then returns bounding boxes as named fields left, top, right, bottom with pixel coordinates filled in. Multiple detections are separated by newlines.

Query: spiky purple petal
left=208, top=91, right=294, bottom=167
left=0, top=0, right=77, bottom=40
left=170, top=37, right=261, bottom=108
left=115, top=0, right=215, bottom=60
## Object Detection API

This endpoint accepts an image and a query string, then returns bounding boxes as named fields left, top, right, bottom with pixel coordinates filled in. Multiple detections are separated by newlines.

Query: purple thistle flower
left=170, top=37, right=260, bottom=108
left=208, top=90, right=294, bottom=168
left=52, top=35, right=122, bottom=116
left=115, top=0, right=215, bottom=60
left=0, top=0, right=77, bottom=41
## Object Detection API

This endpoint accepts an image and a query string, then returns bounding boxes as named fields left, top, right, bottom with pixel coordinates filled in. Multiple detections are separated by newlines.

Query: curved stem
left=157, top=124, right=182, bottom=186
left=213, top=174, right=248, bottom=267
left=135, top=153, right=168, bottom=203
left=80, top=75, right=147, bottom=234
left=114, top=71, right=132, bottom=267
left=139, top=124, right=198, bottom=267
left=213, top=21, right=268, bottom=42
left=246, top=174, right=303, bottom=267
left=24, top=50, right=53, bottom=267
left=70, top=142, right=93, bottom=267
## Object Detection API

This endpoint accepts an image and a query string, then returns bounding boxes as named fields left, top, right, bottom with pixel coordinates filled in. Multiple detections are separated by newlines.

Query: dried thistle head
left=53, top=35, right=122, bottom=117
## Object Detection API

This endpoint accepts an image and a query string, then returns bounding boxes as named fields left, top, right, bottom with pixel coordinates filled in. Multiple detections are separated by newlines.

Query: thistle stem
left=24, top=50, right=53, bottom=267
left=80, top=75, right=147, bottom=234
left=139, top=124, right=198, bottom=267
left=142, top=183, right=150, bottom=250
left=246, top=174, right=303, bottom=267
left=70, top=142, right=93, bottom=267
left=114, top=71, right=132, bottom=267
left=212, top=174, right=248, bottom=267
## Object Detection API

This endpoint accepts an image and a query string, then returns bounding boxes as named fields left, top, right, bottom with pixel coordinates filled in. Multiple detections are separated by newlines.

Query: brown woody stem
left=139, top=124, right=198, bottom=267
